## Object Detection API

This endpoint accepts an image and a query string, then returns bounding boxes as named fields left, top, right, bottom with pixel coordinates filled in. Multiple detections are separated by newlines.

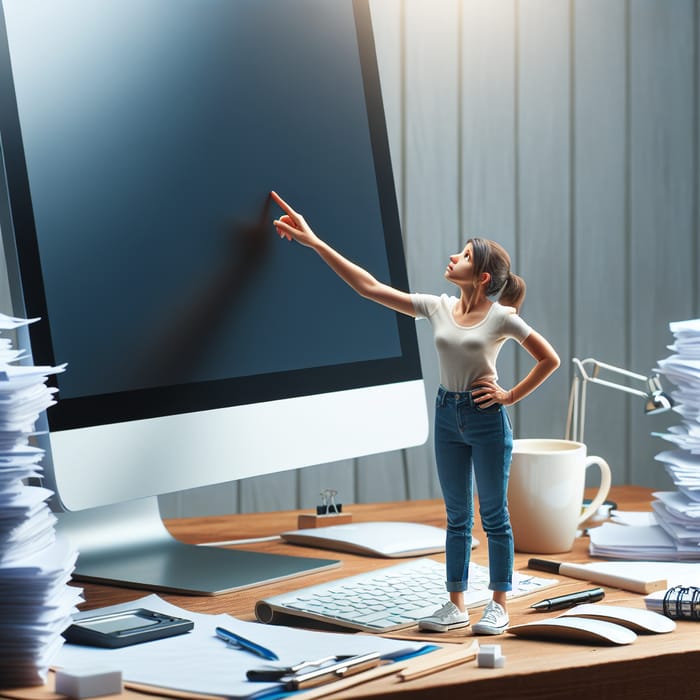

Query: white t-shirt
left=412, top=294, right=532, bottom=392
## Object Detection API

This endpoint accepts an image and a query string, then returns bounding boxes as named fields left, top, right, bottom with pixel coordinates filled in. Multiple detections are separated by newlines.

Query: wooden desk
left=3, top=486, right=699, bottom=700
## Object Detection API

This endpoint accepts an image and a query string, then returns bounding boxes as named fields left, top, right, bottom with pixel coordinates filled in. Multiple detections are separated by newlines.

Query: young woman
left=271, top=191, right=560, bottom=635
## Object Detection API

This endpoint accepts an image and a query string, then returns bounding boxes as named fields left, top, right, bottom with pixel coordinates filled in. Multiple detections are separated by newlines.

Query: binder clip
left=297, top=489, right=353, bottom=529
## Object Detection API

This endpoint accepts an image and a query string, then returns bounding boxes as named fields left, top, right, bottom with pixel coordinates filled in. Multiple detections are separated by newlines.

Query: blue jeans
left=434, top=386, right=514, bottom=593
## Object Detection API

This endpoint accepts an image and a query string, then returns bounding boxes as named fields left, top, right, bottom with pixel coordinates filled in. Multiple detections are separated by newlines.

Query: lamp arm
left=574, top=357, right=649, bottom=383
left=582, top=358, right=647, bottom=383
left=568, top=357, right=657, bottom=443
left=565, top=375, right=579, bottom=441
left=581, top=375, right=648, bottom=399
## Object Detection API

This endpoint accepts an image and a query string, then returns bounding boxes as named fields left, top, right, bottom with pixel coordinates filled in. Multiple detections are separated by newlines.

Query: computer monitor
left=0, top=0, right=428, bottom=594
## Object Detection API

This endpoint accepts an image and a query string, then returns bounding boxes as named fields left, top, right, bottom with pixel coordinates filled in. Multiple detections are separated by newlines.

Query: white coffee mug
left=507, top=439, right=611, bottom=554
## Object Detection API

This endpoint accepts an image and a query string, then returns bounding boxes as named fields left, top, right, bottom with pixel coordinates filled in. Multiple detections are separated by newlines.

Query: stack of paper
left=589, top=521, right=700, bottom=560
left=0, top=313, right=82, bottom=689
left=589, top=319, right=700, bottom=561
left=655, top=318, right=700, bottom=454
left=645, top=318, right=700, bottom=559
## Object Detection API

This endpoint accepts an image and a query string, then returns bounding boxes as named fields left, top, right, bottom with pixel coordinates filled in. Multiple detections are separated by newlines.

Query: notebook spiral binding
left=662, top=585, right=700, bottom=620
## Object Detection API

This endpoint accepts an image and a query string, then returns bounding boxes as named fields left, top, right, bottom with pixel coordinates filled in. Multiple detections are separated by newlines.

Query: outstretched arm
left=271, top=191, right=417, bottom=317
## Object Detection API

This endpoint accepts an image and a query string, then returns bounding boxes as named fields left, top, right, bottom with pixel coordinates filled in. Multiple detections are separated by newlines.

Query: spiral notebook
left=645, top=586, right=700, bottom=620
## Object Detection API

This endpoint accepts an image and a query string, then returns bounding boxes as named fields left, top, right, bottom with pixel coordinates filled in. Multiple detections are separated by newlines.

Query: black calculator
left=63, top=608, right=193, bottom=648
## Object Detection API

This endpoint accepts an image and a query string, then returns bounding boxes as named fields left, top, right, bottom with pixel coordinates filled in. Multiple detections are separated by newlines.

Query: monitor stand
left=56, top=497, right=340, bottom=595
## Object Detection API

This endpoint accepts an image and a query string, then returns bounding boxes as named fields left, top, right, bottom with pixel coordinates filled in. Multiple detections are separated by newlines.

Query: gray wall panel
left=400, top=0, right=462, bottom=502
left=516, top=0, right=571, bottom=440
left=629, top=0, right=696, bottom=488
left=572, top=0, right=628, bottom=483
left=461, top=0, right=519, bottom=427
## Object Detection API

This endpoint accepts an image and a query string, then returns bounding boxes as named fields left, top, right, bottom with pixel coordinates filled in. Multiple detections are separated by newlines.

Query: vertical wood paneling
left=516, top=0, right=571, bottom=440
left=237, top=470, right=300, bottom=513
left=572, top=0, right=628, bottom=483
left=460, top=0, right=519, bottom=422
left=629, top=0, right=696, bottom=487
left=236, top=456, right=297, bottom=514
left=401, top=0, right=462, bottom=501
left=295, top=459, right=357, bottom=511
left=352, top=0, right=408, bottom=504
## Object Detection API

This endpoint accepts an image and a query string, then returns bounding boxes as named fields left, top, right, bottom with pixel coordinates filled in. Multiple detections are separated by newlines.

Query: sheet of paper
left=653, top=491, right=700, bottom=519
left=610, top=511, right=657, bottom=527
left=55, top=594, right=430, bottom=699
left=588, top=522, right=700, bottom=561
left=0, top=312, right=39, bottom=330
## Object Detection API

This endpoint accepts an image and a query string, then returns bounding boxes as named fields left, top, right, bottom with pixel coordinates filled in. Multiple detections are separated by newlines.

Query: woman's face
left=445, top=242, right=476, bottom=287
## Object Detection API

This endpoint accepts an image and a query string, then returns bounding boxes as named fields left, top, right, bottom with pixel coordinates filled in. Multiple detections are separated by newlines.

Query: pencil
left=397, top=641, right=479, bottom=682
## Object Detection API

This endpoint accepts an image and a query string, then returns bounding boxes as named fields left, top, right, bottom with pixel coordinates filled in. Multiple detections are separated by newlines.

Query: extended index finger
left=270, top=191, right=297, bottom=218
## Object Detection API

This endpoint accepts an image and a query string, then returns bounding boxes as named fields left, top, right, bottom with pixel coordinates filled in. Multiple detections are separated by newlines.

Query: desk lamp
left=565, top=357, right=674, bottom=443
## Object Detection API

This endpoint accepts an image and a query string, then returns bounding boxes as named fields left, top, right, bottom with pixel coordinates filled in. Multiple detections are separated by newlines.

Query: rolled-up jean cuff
left=445, top=580, right=468, bottom=593
left=489, top=581, right=513, bottom=592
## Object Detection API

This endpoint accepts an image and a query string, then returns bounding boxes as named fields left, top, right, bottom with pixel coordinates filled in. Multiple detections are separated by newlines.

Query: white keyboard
left=255, top=557, right=556, bottom=633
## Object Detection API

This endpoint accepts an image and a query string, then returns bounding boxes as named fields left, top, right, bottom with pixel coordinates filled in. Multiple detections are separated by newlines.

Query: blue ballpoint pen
left=215, top=626, right=279, bottom=661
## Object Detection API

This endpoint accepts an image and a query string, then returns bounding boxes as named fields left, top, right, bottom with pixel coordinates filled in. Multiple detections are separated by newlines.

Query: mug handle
left=577, top=456, right=612, bottom=526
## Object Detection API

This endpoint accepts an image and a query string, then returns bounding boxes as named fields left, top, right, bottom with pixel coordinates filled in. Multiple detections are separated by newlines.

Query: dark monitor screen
left=0, top=0, right=427, bottom=593
left=0, top=0, right=420, bottom=431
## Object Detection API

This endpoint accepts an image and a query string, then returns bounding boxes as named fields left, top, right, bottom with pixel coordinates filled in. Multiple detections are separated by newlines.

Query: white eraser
left=477, top=644, right=506, bottom=668
left=55, top=667, right=122, bottom=698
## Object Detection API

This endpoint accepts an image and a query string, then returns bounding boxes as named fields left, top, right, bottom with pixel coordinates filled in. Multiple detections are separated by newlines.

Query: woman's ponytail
left=499, top=272, right=526, bottom=311
left=469, top=237, right=526, bottom=311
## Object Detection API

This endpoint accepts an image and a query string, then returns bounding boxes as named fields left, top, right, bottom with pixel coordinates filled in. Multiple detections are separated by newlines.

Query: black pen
left=529, top=587, right=605, bottom=611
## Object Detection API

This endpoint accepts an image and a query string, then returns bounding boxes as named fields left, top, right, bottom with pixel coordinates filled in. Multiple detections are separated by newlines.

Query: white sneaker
left=418, top=601, right=470, bottom=632
left=472, top=600, right=509, bottom=635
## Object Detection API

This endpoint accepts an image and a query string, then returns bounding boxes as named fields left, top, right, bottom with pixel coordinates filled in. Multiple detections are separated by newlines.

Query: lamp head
left=644, top=391, right=673, bottom=415
left=645, top=374, right=674, bottom=415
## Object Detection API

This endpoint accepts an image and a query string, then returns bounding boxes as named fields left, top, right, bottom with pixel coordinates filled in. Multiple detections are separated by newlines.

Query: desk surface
left=3, top=485, right=699, bottom=700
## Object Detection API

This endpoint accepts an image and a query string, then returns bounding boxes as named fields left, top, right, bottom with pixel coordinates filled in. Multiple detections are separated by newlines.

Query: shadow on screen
left=135, top=194, right=273, bottom=388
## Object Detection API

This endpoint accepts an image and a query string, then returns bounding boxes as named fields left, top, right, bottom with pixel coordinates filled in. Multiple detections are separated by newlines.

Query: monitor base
left=56, top=497, right=340, bottom=595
